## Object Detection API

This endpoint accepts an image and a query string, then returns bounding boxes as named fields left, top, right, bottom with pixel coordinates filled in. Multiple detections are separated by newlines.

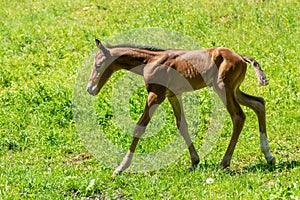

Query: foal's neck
left=110, top=47, right=162, bottom=75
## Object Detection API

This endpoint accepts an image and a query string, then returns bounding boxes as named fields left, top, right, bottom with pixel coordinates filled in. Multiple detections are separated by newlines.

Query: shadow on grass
left=225, top=160, right=300, bottom=176
left=246, top=160, right=300, bottom=171
left=194, top=159, right=300, bottom=176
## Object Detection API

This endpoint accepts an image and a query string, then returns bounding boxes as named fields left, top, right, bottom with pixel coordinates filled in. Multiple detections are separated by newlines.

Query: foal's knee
left=257, top=96, right=265, bottom=106
left=233, top=111, right=246, bottom=124
left=254, top=97, right=266, bottom=116
left=176, top=119, right=188, bottom=130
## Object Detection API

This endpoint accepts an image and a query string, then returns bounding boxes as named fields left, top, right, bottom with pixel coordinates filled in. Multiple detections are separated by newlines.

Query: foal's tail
left=242, top=56, right=268, bottom=86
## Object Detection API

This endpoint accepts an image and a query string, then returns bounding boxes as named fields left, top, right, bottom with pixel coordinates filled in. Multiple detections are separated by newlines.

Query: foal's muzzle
left=86, top=82, right=99, bottom=96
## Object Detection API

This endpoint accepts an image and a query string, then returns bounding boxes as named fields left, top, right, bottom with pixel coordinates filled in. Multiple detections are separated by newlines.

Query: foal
left=87, top=39, right=276, bottom=177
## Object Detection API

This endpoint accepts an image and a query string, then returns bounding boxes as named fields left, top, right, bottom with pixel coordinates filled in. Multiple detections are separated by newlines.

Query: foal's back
left=148, top=47, right=241, bottom=92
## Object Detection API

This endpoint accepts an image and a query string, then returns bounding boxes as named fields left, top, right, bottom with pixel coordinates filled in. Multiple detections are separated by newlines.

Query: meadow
left=0, top=0, right=299, bottom=199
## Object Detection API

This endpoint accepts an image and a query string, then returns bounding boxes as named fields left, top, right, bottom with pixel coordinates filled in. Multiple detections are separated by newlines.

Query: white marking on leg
left=260, top=132, right=275, bottom=163
left=133, top=125, right=146, bottom=138
left=112, top=151, right=133, bottom=177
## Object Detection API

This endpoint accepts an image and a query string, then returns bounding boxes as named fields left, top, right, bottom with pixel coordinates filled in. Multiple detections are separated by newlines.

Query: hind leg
left=214, top=84, right=246, bottom=168
left=236, top=89, right=275, bottom=165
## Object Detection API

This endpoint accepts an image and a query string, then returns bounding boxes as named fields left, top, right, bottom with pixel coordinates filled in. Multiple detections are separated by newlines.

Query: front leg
left=112, top=91, right=166, bottom=177
left=168, top=95, right=200, bottom=171
left=112, top=137, right=139, bottom=178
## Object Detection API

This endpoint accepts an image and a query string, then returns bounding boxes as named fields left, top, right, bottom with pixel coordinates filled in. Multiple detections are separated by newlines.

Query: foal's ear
left=95, top=39, right=109, bottom=54
left=95, top=39, right=103, bottom=48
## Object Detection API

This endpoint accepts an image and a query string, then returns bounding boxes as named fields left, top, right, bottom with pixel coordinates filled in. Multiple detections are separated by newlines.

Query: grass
left=0, top=0, right=299, bottom=199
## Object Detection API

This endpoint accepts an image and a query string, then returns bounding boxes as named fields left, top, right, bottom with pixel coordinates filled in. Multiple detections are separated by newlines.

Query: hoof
left=111, top=167, right=123, bottom=178
left=188, top=160, right=199, bottom=172
left=111, top=172, right=117, bottom=178
left=217, top=162, right=230, bottom=170
left=268, top=156, right=276, bottom=165
left=188, top=165, right=197, bottom=173
left=111, top=170, right=121, bottom=178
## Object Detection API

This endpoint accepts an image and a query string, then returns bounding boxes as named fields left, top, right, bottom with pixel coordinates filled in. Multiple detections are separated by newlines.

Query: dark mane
left=105, top=43, right=166, bottom=52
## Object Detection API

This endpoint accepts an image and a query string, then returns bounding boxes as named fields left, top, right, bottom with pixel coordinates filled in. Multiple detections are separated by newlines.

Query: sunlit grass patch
left=0, top=0, right=299, bottom=199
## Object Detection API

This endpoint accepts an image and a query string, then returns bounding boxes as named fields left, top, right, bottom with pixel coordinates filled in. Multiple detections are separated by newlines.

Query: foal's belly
left=166, top=74, right=209, bottom=95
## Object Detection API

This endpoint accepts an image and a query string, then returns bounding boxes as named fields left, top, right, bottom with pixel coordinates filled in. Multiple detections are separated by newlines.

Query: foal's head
left=87, top=39, right=116, bottom=96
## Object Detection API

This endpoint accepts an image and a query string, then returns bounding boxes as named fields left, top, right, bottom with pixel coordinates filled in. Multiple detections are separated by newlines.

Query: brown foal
left=87, top=39, right=275, bottom=177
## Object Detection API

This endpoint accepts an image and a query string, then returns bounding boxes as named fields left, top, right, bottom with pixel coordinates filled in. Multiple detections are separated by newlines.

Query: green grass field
left=1, top=0, right=299, bottom=199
